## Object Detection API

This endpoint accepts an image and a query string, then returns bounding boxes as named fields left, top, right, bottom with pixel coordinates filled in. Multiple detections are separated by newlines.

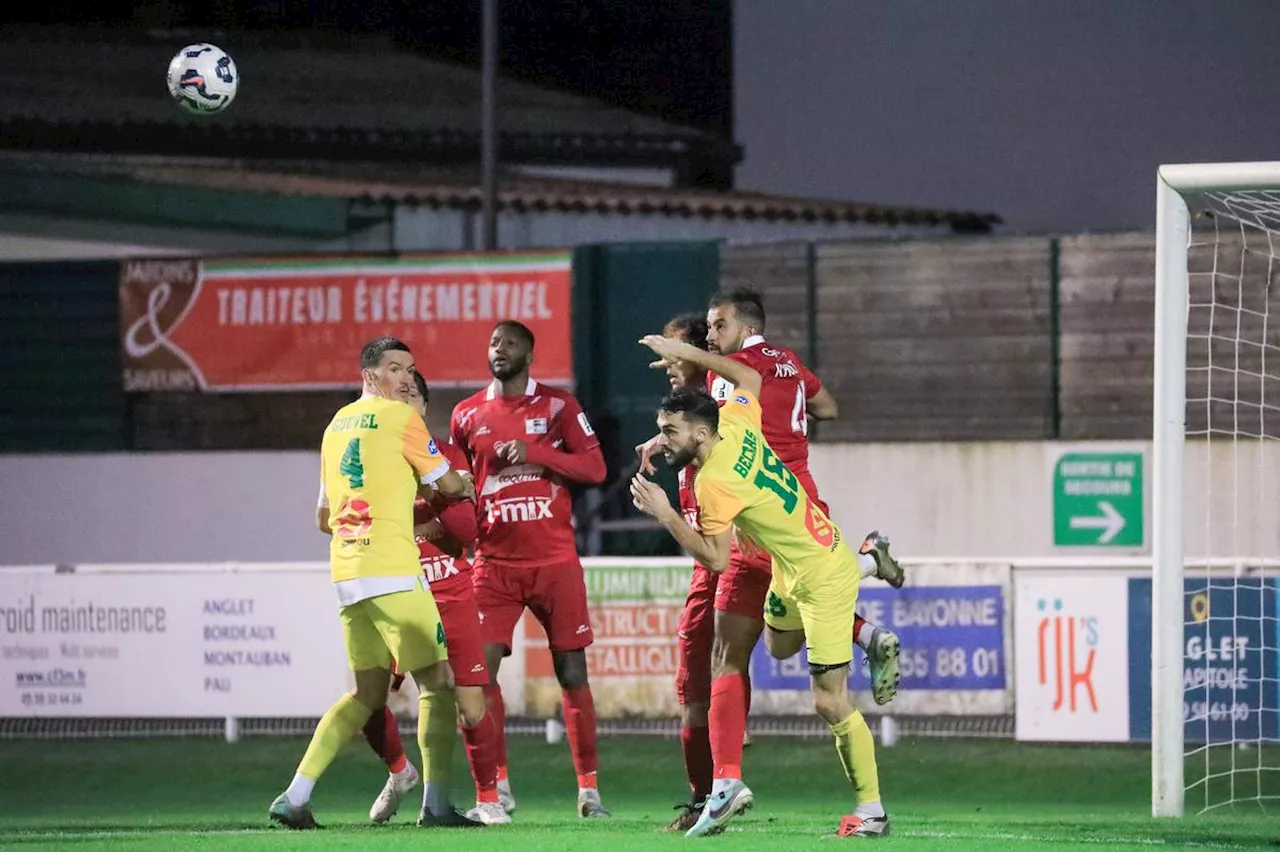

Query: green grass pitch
left=0, top=734, right=1276, bottom=850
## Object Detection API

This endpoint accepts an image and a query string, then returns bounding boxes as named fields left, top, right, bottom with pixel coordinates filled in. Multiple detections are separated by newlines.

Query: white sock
left=423, top=782, right=449, bottom=815
left=855, top=800, right=886, bottom=819
left=710, top=777, right=740, bottom=798
left=284, top=773, right=315, bottom=808
left=853, top=619, right=874, bottom=649
left=857, top=551, right=878, bottom=579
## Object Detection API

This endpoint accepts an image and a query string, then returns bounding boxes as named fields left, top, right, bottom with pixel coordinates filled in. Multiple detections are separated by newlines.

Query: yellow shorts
left=762, top=550, right=860, bottom=667
left=340, top=578, right=448, bottom=673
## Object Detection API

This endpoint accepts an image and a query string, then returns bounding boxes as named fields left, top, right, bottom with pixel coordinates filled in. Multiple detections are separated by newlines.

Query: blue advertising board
left=1128, top=578, right=1278, bottom=743
left=750, top=584, right=1006, bottom=692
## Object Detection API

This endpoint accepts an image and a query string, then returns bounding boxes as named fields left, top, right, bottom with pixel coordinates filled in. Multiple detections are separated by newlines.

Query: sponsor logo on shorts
left=576, top=624, right=589, bottom=634
left=421, top=555, right=461, bottom=584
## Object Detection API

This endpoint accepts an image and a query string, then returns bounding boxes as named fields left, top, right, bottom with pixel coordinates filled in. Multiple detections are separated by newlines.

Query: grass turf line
left=0, top=736, right=1276, bottom=851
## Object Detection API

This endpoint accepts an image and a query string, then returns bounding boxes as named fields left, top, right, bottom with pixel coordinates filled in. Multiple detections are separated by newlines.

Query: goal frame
left=1153, top=161, right=1280, bottom=817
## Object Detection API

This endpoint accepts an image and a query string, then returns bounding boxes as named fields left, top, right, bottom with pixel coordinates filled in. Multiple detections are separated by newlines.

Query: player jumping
left=639, top=293, right=903, bottom=831
left=361, top=371, right=509, bottom=826
left=450, top=320, right=611, bottom=818
left=269, top=337, right=475, bottom=830
left=632, top=334, right=893, bottom=838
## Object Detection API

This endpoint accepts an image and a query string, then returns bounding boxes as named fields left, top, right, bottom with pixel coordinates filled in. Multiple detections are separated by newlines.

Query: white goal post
left=1154, top=162, right=1280, bottom=818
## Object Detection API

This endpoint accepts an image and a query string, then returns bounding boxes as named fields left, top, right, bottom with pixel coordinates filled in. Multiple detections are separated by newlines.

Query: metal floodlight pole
left=480, top=0, right=499, bottom=250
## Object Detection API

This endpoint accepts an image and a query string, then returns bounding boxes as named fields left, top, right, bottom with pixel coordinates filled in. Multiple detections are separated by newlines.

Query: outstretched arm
left=639, top=335, right=762, bottom=398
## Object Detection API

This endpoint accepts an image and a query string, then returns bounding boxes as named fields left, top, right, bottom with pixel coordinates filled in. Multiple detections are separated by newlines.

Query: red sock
left=709, top=674, right=747, bottom=779
left=681, top=723, right=714, bottom=801
left=853, top=614, right=869, bottom=646
left=461, top=711, right=501, bottom=803
left=562, top=685, right=599, bottom=787
left=362, top=706, right=407, bottom=773
left=483, top=683, right=509, bottom=779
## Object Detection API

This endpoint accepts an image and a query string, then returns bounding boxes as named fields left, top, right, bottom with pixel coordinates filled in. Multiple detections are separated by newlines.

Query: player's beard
left=489, top=353, right=530, bottom=381
left=664, top=444, right=698, bottom=471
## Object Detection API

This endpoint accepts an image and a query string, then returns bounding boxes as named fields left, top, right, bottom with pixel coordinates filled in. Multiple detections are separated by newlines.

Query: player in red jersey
left=639, top=289, right=904, bottom=827
left=450, top=320, right=610, bottom=819
left=359, top=371, right=509, bottom=827
left=645, top=313, right=721, bottom=831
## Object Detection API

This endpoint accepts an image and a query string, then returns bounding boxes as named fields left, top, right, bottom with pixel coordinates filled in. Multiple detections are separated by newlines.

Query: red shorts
left=675, top=564, right=718, bottom=705
left=473, top=557, right=594, bottom=655
left=714, top=542, right=772, bottom=619
left=430, top=573, right=490, bottom=688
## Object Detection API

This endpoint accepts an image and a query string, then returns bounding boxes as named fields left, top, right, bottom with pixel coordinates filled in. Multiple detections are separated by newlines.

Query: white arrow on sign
left=1069, top=500, right=1126, bottom=544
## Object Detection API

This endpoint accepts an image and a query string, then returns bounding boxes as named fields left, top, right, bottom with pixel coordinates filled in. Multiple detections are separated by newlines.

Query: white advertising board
left=1014, top=573, right=1130, bottom=741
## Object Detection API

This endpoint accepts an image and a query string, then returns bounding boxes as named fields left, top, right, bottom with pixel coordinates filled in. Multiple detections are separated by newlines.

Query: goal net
left=1154, top=163, right=1280, bottom=817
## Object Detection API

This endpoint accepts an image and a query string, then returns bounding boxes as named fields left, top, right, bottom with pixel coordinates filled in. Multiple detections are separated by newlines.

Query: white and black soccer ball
left=166, top=43, right=238, bottom=115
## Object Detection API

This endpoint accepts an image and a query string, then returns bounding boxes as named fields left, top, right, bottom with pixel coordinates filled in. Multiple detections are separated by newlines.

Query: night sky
left=734, top=0, right=1280, bottom=232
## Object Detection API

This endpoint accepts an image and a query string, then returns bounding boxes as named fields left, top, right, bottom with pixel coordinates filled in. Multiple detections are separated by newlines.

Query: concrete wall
left=2, top=439, right=1275, bottom=566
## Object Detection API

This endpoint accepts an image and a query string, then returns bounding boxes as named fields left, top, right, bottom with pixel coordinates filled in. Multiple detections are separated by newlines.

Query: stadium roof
left=0, top=152, right=1002, bottom=230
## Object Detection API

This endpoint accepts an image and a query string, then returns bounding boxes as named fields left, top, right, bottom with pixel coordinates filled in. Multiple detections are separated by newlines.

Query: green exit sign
left=1053, top=451, right=1144, bottom=547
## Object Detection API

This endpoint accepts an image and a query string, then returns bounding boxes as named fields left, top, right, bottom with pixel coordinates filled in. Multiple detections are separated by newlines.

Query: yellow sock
left=830, top=710, right=881, bottom=805
left=419, top=690, right=458, bottom=790
left=297, top=693, right=373, bottom=781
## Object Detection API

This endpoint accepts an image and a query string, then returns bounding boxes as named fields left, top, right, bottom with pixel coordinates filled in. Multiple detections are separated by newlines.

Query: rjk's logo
left=1035, top=598, right=1097, bottom=713
left=487, top=496, right=554, bottom=524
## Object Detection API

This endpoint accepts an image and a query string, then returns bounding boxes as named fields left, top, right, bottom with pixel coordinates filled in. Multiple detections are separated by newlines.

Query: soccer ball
left=166, top=44, right=238, bottom=115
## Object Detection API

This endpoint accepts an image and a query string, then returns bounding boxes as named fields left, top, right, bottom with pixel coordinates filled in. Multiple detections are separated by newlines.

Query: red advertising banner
left=120, top=252, right=574, bottom=392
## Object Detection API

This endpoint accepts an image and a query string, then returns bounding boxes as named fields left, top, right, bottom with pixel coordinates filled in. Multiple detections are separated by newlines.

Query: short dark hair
left=659, top=388, right=720, bottom=432
left=709, top=287, right=766, bottom=332
left=663, top=312, right=710, bottom=350
left=494, top=320, right=535, bottom=349
left=360, top=336, right=411, bottom=369
left=413, top=371, right=430, bottom=404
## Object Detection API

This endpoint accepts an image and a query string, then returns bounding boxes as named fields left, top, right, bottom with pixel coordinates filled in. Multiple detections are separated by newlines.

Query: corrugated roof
left=0, top=152, right=1001, bottom=229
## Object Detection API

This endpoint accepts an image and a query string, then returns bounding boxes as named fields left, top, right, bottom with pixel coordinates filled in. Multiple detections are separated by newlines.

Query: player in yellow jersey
left=269, top=337, right=476, bottom=830
left=629, top=335, right=891, bottom=839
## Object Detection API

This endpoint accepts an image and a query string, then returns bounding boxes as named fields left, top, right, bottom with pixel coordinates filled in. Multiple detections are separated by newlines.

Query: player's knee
left=455, top=686, right=486, bottom=726
left=809, top=664, right=853, bottom=724
left=552, top=649, right=589, bottom=689
left=414, top=661, right=454, bottom=693
left=764, top=627, right=804, bottom=660
left=350, top=687, right=387, bottom=713
left=483, top=644, right=507, bottom=684
left=710, top=635, right=751, bottom=675
left=682, top=702, right=709, bottom=727
left=350, top=668, right=392, bottom=710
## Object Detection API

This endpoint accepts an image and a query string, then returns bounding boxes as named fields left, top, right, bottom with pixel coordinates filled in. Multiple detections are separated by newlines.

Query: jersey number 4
left=339, top=438, right=365, bottom=488
left=790, top=384, right=808, bottom=436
